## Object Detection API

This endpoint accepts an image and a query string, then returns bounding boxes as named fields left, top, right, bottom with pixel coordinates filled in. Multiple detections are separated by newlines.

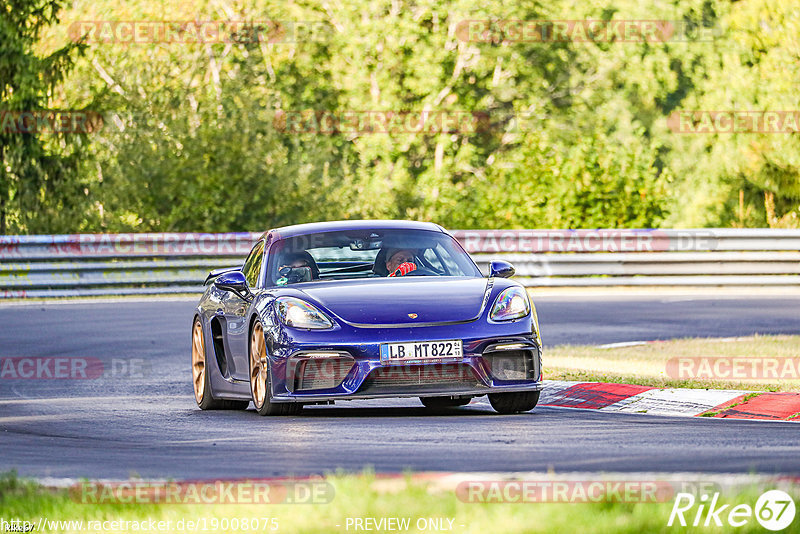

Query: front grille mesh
left=290, top=357, right=355, bottom=391
left=358, top=363, right=481, bottom=393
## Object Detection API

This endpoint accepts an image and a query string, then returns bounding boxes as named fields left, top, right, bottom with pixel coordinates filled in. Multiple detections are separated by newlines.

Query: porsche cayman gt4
left=191, top=220, right=543, bottom=415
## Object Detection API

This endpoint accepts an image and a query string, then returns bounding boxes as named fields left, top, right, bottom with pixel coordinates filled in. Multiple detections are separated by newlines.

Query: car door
left=224, top=239, right=265, bottom=381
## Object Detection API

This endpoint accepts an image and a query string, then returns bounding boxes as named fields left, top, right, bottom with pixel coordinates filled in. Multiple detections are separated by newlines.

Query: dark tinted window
left=242, top=240, right=265, bottom=287
left=266, top=229, right=480, bottom=285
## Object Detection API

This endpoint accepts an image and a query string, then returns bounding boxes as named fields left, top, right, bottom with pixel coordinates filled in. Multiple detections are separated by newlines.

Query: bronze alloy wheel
left=191, top=318, right=206, bottom=404
left=249, top=320, right=301, bottom=416
left=192, top=317, right=249, bottom=411
left=250, top=322, right=268, bottom=409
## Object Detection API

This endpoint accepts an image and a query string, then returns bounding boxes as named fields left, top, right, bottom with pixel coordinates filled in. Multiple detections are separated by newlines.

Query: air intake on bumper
left=482, top=344, right=541, bottom=382
left=287, top=352, right=355, bottom=392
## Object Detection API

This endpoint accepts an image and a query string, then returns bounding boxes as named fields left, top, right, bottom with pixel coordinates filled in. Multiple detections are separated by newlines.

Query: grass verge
left=1, top=472, right=798, bottom=533
left=544, top=335, right=800, bottom=392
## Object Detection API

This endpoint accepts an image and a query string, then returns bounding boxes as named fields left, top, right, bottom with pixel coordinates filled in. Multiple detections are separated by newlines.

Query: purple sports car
left=191, top=220, right=542, bottom=415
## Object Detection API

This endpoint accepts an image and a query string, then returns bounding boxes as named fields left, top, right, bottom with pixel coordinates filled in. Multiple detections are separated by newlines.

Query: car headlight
left=531, top=302, right=542, bottom=345
left=489, top=287, right=531, bottom=322
left=276, top=297, right=333, bottom=329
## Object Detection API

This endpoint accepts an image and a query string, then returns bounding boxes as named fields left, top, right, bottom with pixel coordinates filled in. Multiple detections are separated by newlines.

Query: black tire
left=420, top=396, right=471, bottom=409
left=250, top=320, right=302, bottom=416
left=488, top=390, right=540, bottom=414
left=192, top=317, right=249, bottom=411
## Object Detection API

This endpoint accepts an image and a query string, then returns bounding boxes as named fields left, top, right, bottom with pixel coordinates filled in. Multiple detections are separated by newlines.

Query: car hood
left=296, top=277, right=491, bottom=326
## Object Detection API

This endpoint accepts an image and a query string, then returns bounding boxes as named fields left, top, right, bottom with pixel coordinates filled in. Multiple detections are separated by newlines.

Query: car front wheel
left=488, top=390, right=540, bottom=414
left=249, top=320, right=301, bottom=416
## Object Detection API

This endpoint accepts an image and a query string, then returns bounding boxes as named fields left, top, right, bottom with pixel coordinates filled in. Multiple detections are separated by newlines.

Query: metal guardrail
left=1, top=229, right=799, bottom=297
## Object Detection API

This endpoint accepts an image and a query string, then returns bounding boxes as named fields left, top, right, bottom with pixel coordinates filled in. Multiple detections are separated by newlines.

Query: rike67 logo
left=669, top=490, right=796, bottom=531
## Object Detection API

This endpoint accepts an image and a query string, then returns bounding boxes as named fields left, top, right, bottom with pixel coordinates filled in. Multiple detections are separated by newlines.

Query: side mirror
left=489, top=260, right=515, bottom=279
left=214, top=271, right=252, bottom=300
left=204, top=266, right=241, bottom=285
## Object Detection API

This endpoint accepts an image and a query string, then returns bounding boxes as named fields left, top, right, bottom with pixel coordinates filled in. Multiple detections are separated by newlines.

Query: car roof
left=263, top=220, right=446, bottom=240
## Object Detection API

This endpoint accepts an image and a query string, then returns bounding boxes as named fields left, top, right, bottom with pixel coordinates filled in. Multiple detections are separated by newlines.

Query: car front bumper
left=268, top=331, right=543, bottom=403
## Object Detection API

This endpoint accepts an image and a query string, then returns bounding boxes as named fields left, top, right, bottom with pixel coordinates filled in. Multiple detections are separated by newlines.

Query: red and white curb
left=540, top=381, right=800, bottom=421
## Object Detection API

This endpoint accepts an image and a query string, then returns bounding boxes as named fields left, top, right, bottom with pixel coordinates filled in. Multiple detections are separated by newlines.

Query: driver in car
left=276, top=251, right=319, bottom=284
left=385, top=248, right=417, bottom=277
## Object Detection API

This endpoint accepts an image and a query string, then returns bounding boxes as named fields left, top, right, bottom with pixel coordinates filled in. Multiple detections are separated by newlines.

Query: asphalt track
left=1, top=293, right=799, bottom=479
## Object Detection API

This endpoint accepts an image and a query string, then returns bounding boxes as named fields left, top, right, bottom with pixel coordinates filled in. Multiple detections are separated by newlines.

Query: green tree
left=36, top=0, right=800, bottom=232
left=0, top=0, right=92, bottom=233
left=665, top=0, right=800, bottom=227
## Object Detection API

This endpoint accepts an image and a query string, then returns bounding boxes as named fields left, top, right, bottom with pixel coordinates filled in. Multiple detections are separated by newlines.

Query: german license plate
left=380, top=340, right=463, bottom=364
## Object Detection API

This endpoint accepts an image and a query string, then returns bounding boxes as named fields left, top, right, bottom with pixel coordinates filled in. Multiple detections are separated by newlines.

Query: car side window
left=422, top=248, right=444, bottom=272
left=423, top=244, right=458, bottom=275
left=242, top=240, right=265, bottom=288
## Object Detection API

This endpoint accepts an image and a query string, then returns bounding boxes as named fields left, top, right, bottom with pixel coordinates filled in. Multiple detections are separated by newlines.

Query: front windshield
left=266, top=228, right=481, bottom=286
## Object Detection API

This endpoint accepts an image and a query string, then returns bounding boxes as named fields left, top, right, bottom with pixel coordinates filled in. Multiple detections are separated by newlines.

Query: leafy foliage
left=0, top=0, right=92, bottom=233
left=5, top=0, right=800, bottom=232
